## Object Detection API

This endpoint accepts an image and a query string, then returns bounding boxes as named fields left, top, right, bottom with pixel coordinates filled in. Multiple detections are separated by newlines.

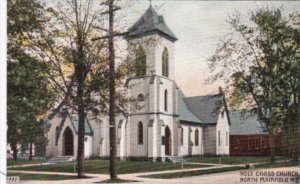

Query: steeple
left=125, top=5, right=178, bottom=42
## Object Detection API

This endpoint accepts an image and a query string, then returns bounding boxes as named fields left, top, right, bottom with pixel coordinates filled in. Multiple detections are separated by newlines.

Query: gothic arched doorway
left=165, top=126, right=172, bottom=156
left=63, top=127, right=74, bottom=156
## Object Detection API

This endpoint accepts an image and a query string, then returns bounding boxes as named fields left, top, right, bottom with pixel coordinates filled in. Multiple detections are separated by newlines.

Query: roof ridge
left=185, top=93, right=222, bottom=99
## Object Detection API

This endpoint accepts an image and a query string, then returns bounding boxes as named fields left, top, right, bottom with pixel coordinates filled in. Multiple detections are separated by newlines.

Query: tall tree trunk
left=77, top=81, right=86, bottom=178
left=292, top=92, right=300, bottom=162
left=11, top=142, right=17, bottom=161
left=269, top=130, right=276, bottom=162
left=288, top=119, right=293, bottom=158
left=108, top=0, right=117, bottom=180
left=29, top=142, right=33, bottom=160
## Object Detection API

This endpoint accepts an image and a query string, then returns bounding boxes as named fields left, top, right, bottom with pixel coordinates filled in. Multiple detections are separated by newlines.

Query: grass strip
left=141, top=166, right=245, bottom=179
left=7, top=159, right=43, bottom=166
left=7, top=172, right=91, bottom=180
left=254, top=160, right=299, bottom=169
left=185, top=156, right=288, bottom=165
left=9, top=160, right=205, bottom=174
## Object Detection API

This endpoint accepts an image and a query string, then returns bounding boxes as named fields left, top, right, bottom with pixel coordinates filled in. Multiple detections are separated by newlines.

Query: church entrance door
left=165, top=126, right=172, bottom=156
left=63, top=127, right=74, bottom=156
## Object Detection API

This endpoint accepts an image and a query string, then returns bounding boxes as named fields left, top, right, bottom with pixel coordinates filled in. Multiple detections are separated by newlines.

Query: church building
left=45, top=5, right=230, bottom=162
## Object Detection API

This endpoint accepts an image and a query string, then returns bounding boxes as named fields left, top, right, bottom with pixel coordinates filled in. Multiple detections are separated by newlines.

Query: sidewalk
left=7, top=163, right=52, bottom=169
left=9, top=166, right=300, bottom=184
left=8, top=164, right=238, bottom=184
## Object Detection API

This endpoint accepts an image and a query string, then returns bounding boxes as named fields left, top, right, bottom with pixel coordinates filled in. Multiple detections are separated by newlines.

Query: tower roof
left=125, top=5, right=178, bottom=42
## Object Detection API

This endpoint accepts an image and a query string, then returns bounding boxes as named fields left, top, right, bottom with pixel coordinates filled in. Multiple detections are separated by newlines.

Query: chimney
left=218, top=86, right=224, bottom=95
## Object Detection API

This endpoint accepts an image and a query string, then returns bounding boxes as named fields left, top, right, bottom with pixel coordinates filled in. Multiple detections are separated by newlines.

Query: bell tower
left=125, top=5, right=177, bottom=80
left=124, top=5, right=179, bottom=161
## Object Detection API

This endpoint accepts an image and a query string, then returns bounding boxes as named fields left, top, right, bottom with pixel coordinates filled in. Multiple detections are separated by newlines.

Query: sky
left=122, top=1, right=300, bottom=97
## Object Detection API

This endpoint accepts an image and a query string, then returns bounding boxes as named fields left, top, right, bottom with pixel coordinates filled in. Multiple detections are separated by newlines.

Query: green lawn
left=7, top=172, right=86, bottom=181
left=255, top=160, right=299, bottom=169
left=142, top=160, right=300, bottom=179
left=185, top=156, right=287, bottom=165
left=142, top=166, right=245, bottom=179
left=7, top=159, right=44, bottom=166
left=9, top=160, right=207, bottom=174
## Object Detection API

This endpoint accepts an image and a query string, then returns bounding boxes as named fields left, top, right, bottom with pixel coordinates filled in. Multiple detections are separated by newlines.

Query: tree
left=32, top=0, right=108, bottom=177
left=32, top=0, right=132, bottom=178
left=208, top=7, right=300, bottom=162
left=277, top=13, right=300, bottom=161
left=7, top=0, right=55, bottom=161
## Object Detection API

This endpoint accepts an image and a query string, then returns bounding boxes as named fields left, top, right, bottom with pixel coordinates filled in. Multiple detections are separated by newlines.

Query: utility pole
left=108, top=0, right=117, bottom=179
left=92, top=0, right=126, bottom=180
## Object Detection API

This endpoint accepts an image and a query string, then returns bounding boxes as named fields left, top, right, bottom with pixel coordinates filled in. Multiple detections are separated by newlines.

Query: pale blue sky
left=123, top=1, right=300, bottom=96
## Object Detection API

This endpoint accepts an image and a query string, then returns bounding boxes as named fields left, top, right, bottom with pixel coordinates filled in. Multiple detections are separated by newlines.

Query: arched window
left=137, top=94, right=144, bottom=101
left=138, top=122, right=143, bottom=144
left=181, top=128, right=184, bottom=146
left=164, top=90, right=168, bottom=111
left=135, top=46, right=146, bottom=77
left=195, top=128, right=199, bottom=146
left=162, top=48, right=169, bottom=77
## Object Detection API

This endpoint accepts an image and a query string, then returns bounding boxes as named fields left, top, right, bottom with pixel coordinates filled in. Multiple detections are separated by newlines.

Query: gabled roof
left=178, top=90, right=202, bottom=124
left=184, top=94, right=224, bottom=124
left=229, top=110, right=267, bottom=135
left=52, top=111, right=93, bottom=145
left=70, top=114, right=93, bottom=135
left=125, top=5, right=178, bottom=42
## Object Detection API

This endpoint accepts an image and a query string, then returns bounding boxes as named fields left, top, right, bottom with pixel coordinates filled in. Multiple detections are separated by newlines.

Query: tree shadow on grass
left=94, top=178, right=138, bottom=183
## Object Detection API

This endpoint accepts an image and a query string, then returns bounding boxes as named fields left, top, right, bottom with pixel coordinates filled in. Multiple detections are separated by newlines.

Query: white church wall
left=125, top=116, right=131, bottom=158
left=190, top=126, right=203, bottom=155
left=160, top=122, right=165, bottom=160
left=89, top=119, right=101, bottom=157
left=147, top=118, right=154, bottom=160
left=99, top=116, right=110, bottom=157
left=115, top=114, right=126, bottom=159
left=154, top=118, right=162, bottom=160
left=216, top=109, right=230, bottom=155
left=127, top=35, right=157, bottom=76
left=127, top=78, right=150, bottom=114
left=179, top=124, right=203, bottom=156
left=84, top=135, right=93, bottom=158
left=203, top=125, right=217, bottom=155
left=46, top=116, right=60, bottom=157
left=179, top=125, right=189, bottom=156
left=146, top=114, right=163, bottom=161
left=172, top=119, right=180, bottom=156
left=127, top=35, right=175, bottom=80
left=159, top=77, right=175, bottom=114
left=127, top=115, right=148, bottom=157
left=149, top=76, right=158, bottom=112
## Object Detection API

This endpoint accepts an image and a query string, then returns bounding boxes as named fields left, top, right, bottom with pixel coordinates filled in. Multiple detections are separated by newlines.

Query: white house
left=45, top=5, right=230, bottom=161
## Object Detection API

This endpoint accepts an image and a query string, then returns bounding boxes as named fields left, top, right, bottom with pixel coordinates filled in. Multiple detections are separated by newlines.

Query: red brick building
left=229, top=111, right=283, bottom=156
